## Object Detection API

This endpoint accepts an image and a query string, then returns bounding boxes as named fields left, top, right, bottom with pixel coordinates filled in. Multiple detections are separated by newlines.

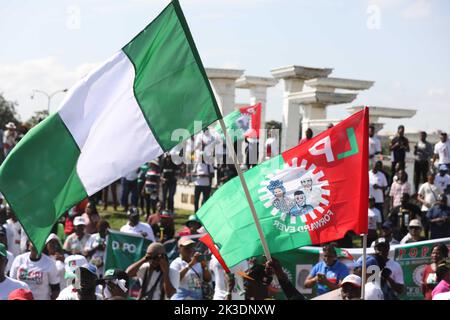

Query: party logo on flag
left=259, top=158, right=330, bottom=231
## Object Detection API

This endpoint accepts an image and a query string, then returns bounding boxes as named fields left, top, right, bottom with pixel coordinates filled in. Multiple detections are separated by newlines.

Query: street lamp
left=30, top=88, right=68, bottom=114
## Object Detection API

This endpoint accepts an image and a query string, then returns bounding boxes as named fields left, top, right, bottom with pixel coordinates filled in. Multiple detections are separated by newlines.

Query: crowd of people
left=0, top=121, right=449, bottom=300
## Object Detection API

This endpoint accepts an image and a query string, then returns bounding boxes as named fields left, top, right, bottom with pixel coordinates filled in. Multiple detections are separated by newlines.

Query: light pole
left=30, top=88, right=68, bottom=114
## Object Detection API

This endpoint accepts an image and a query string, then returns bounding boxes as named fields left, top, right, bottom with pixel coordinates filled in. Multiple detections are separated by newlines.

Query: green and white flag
left=0, top=0, right=220, bottom=253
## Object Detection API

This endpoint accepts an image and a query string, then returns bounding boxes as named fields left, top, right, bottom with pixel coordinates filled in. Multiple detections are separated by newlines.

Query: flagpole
left=218, top=118, right=272, bottom=262
left=360, top=233, right=367, bottom=300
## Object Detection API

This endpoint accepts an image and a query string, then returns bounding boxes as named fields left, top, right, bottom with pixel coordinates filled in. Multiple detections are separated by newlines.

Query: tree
left=26, top=110, right=49, bottom=128
left=0, top=93, right=20, bottom=129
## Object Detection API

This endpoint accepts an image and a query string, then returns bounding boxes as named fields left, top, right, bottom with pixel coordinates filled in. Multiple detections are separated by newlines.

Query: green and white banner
left=394, top=238, right=450, bottom=300
left=104, top=230, right=153, bottom=271
left=265, top=238, right=450, bottom=300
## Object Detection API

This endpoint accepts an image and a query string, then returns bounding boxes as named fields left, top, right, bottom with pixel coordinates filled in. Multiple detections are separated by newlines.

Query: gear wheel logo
left=258, top=157, right=330, bottom=226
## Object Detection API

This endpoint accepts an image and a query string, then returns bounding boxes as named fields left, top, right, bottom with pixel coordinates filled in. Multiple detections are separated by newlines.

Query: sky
left=0, top=0, right=449, bottom=134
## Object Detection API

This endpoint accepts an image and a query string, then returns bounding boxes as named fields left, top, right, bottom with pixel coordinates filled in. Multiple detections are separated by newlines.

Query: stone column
left=271, top=65, right=333, bottom=152
left=206, top=68, right=244, bottom=116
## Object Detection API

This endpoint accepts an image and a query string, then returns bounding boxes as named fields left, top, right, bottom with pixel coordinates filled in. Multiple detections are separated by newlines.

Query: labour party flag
left=214, top=103, right=262, bottom=141
left=0, top=0, right=221, bottom=253
left=197, top=108, right=369, bottom=267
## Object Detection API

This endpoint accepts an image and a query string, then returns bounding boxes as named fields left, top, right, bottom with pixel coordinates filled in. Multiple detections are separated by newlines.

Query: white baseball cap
left=73, top=216, right=86, bottom=226
left=341, top=274, right=362, bottom=288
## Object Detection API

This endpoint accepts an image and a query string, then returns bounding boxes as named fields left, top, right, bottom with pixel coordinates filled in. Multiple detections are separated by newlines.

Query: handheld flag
left=197, top=108, right=369, bottom=267
left=214, top=103, right=262, bottom=141
left=0, top=0, right=221, bottom=253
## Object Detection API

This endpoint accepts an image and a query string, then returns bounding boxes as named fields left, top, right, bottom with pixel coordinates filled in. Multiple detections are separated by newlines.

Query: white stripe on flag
left=58, top=51, right=163, bottom=195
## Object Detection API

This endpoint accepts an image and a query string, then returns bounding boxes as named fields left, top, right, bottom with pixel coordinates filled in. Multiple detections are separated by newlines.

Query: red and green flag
left=196, top=108, right=369, bottom=267
left=214, top=103, right=262, bottom=141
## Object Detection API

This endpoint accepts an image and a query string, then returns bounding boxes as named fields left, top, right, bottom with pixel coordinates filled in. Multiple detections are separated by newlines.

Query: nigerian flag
left=0, top=0, right=220, bottom=253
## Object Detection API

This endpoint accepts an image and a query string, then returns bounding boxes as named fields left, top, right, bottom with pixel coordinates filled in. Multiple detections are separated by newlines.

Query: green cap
left=0, top=243, right=7, bottom=258
left=186, top=214, right=201, bottom=226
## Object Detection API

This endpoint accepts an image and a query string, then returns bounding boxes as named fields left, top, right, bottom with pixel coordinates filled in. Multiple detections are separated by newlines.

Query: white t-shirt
left=49, top=257, right=66, bottom=290
left=368, top=208, right=382, bottom=230
left=435, top=174, right=450, bottom=193
left=0, top=276, right=29, bottom=300
left=364, top=281, right=384, bottom=300
left=120, top=222, right=156, bottom=242
left=136, top=262, right=164, bottom=300
left=63, top=233, right=90, bottom=255
left=10, top=252, right=60, bottom=300
left=56, top=284, right=103, bottom=300
left=84, top=233, right=107, bottom=276
left=434, top=140, right=450, bottom=164
left=169, top=257, right=203, bottom=294
left=368, top=136, right=382, bottom=157
left=193, top=163, right=214, bottom=186
left=369, top=171, right=388, bottom=203
left=418, top=182, right=441, bottom=211
left=209, top=256, right=247, bottom=300
left=5, top=219, right=22, bottom=257
left=385, top=259, right=404, bottom=285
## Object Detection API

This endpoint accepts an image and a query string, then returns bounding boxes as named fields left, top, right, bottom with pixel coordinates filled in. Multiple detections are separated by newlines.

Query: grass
left=97, top=205, right=194, bottom=233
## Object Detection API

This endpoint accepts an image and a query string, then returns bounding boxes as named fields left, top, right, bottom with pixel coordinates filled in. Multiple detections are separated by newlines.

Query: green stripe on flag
left=196, top=155, right=312, bottom=267
left=122, top=0, right=221, bottom=150
left=214, top=110, right=244, bottom=142
left=0, top=113, right=87, bottom=251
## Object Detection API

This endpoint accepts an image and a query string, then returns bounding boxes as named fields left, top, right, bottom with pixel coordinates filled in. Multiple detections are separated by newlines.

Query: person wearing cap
left=63, top=216, right=90, bottom=255
left=373, top=240, right=404, bottom=299
left=169, top=236, right=212, bottom=300
left=388, top=192, right=422, bottom=240
left=435, top=165, right=450, bottom=205
left=304, top=244, right=350, bottom=296
left=84, top=219, right=110, bottom=277
left=9, top=241, right=60, bottom=300
left=120, top=207, right=156, bottom=242
left=102, top=268, right=129, bottom=300
left=43, top=233, right=66, bottom=290
left=426, top=194, right=450, bottom=239
left=3, top=122, right=17, bottom=156
left=400, top=219, right=425, bottom=244
left=56, top=255, right=88, bottom=299
left=7, top=288, right=34, bottom=300
left=414, top=131, right=433, bottom=193
left=370, top=220, right=400, bottom=247
left=339, top=274, right=362, bottom=300
left=368, top=196, right=382, bottom=246
left=353, top=255, right=384, bottom=300
left=186, top=214, right=202, bottom=235
left=433, top=132, right=450, bottom=169
left=418, top=172, right=442, bottom=238
left=0, top=243, right=29, bottom=300
left=431, top=260, right=450, bottom=299
left=71, top=264, right=102, bottom=300
left=422, top=243, right=448, bottom=300
left=126, top=243, right=175, bottom=300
